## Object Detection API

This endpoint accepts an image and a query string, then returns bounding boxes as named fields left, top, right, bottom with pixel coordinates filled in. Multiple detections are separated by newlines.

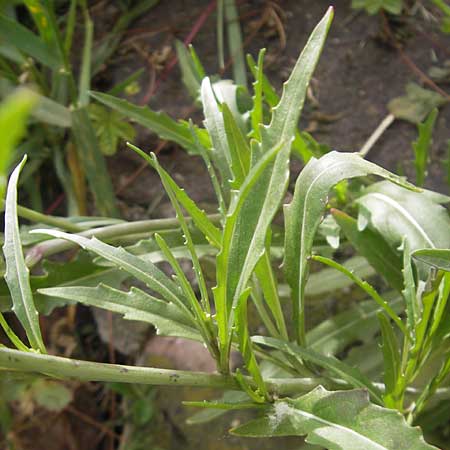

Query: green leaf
left=388, top=83, right=445, bottom=124
left=2, top=157, right=45, bottom=352
left=231, top=386, right=437, bottom=449
left=90, top=91, right=199, bottom=154
left=0, top=89, right=37, bottom=198
left=0, top=14, right=61, bottom=68
left=377, top=313, right=401, bottom=406
left=214, top=140, right=290, bottom=368
left=39, top=284, right=201, bottom=341
left=356, top=181, right=450, bottom=272
left=201, top=77, right=233, bottom=194
left=331, top=209, right=404, bottom=292
left=127, top=143, right=222, bottom=247
left=224, top=0, right=247, bottom=87
left=351, top=0, right=403, bottom=14
left=413, top=108, right=438, bottom=187
left=175, top=40, right=202, bottom=100
left=402, top=239, right=419, bottom=340
left=252, top=336, right=383, bottom=403
left=222, top=102, right=250, bottom=188
left=30, top=229, right=184, bottom=307
left=307, top=293, right=403, bottom=356
left=312, top=255, right=405, bottom=333
left=89, top=104, right=135, bottom=155
left=78, top=11, right=93, bottom=107
left=284, top=151, right=417, bottom=344
left=259, top=7, right=333, bottom=154
left=412, top=249, right=450, bottom=272
left=71, top=107, right=119, bottom=217
left=31, top=379, right=73, bottom=412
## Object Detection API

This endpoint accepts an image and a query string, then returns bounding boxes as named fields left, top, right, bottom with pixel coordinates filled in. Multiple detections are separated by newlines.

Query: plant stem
left=359, top=113, right=395, bottom=158
left=0, top=347, right=338, bottom=396
left=25, top=214, right=221, bottom=267
left=0, top=201, right=84, bottom=233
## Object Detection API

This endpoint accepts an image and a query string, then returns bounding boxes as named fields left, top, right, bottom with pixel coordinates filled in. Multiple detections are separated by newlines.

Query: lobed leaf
left=231, top=386, right=437, bottom=449
left=90, top=91, right=200, bottom=154
left=29, top=229, right=184, bottom=307
left=39, top=285, right=201, bottom=342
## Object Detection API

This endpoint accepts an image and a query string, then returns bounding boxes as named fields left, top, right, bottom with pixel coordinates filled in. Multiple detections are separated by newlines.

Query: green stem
left=0, top=201, right=84, bottom=233
left=0, top=347, right=326, bottom=395
left=25, top=214, right=221, bottom=267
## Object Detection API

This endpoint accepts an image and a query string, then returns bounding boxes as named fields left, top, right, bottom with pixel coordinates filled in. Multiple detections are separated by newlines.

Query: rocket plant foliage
left=1, top=8, right=450, bottom=449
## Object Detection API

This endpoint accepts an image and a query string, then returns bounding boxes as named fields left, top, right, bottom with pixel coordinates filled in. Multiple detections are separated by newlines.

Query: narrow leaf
left=332, top=209, right=404, bottom=292
left=39, top=285, right=200, bottom=341
left=30, top=229, right=183, bottom=306
left=0, top=14, right=60, bottom=68
left=3, top=157, right=45, bottom=352
left=284, top=151, right=417, bottom=344
left=252, top=336, right=383, bottom=404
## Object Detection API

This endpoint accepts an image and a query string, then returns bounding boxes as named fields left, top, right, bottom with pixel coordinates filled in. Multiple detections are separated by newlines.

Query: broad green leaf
left=0, top=14, right=61, bottom=68
left=413, top=109, right=438, bottom=187
left=252, top=336, right=383, bottom=403
left=388, top=83, right=445, bottom=124
left=90, top=91, right=199, bottom=154
left=2, top=157, right=45, bottom=352
left=231, top=386, right=437, bottom=450
left=248, top=49, right=265, bottom=140
left=39, top=285, right=201, bottom=342
left=71, top=107, right=119, bottom=217
left=284, top=151, right=417, bottom=344
left=0, top=89, right=37, bottom=198
left=412, top=249, right=450, bottom=272
left=378, top=313, right=401, bottom=406
left=307, top=293, right=403, bottom=356
left=332, top=209, right=404, bottom=292
left=356, top=182, right=450, bottom=266
left=30, top=229, right=184, bottom=307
